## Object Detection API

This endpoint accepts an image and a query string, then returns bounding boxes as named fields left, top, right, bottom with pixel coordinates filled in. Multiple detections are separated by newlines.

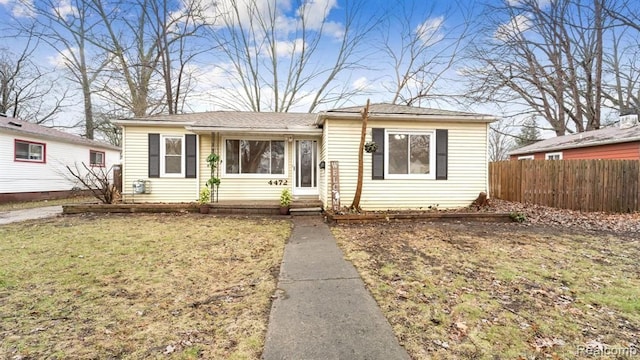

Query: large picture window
left=225, top=139, right=285, bottom=175
left=161, top=135, right=183, bottom=176
left=385, top=131, right=435, bottom=179
left=15, top=140, right=45, bottom=163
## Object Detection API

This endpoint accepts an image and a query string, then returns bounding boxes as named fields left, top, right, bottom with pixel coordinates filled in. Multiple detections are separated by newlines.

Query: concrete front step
left=289, top=207, right=323, bottom=216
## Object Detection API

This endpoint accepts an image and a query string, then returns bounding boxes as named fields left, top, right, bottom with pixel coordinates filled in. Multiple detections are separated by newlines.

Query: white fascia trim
left=112, top=119, right=195, bottom=127
left=545, top=151, right=563, bottom=159
left=186, top=126, right=322, bottom=135
left=316, top=112, right=498, bottom=125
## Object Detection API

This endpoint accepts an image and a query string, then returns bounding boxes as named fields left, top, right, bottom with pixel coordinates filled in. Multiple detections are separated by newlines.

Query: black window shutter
left=185, top=134, right=197, bottom=178
left=148, top=133, right=160, bottom=178
left=372, top=128, right=385, bottom=180
left=435, top=129, right=448, bottom=180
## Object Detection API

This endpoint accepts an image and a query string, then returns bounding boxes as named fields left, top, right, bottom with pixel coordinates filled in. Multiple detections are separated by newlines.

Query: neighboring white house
left=114, top=103, right=496, bottom=210
left=0, top=116, right=121, bottom=203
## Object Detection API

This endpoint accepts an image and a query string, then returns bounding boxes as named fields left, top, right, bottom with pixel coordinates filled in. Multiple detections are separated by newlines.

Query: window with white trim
left=545, top=152, right=562, bottom=160
left=385, top=130, right=435, bottom=179
left=90, top=150, right=105, bottom=167
left=161, top=135, right=184, bottom=176
left=15, top=140, right=45, bottom=163
left=225, top=139, right=285, bottom=175
left=517, top=155, right=534, bottom=160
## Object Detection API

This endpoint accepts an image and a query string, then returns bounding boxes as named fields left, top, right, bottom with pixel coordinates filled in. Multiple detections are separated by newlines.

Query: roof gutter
left=315, top=112, right=497, bottom=125
left=112, top=119, right=195, bottom=127
left=509, top=136, right=640, bottom=156
left=185, top=126, right=322, bottom=135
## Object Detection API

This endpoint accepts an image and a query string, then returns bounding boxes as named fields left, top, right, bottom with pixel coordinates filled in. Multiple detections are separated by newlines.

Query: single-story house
left=510, top=114, right=640, bottom=160
left=0, top=116, right=121, bottom=203
left=113, top=103, right=496, bottom=210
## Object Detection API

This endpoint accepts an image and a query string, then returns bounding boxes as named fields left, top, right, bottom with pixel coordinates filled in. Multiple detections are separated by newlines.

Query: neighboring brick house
left=0, top=116, right=121, bottom=203
left=510, top=114, right=640, bottom=160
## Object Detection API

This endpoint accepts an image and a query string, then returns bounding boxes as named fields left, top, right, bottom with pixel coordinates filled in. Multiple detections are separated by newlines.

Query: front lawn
left=333, top=222, right=639, bottom=359
left=0, top=214, right=290, bottom=359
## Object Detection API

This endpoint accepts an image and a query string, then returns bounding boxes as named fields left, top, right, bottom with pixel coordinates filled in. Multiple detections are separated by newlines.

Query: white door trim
left=293, top=139, right=319, bottom=195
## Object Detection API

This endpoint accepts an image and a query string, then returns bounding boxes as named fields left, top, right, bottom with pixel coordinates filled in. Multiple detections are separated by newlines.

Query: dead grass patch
left=333, top=222, right=640, bottom=359
left=0, top=214, right=290, bottom=359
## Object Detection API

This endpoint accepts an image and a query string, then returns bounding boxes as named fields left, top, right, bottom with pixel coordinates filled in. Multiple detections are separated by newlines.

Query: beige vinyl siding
left=122, top=126, right=198, bottom=202
left=324, top=119, right=489, bottom=210
left=201, top=133, right=295, bottom=201
left=318, top=124, right=329, bottom=206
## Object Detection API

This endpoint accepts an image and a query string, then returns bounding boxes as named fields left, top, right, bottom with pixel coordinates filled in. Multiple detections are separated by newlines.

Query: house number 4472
left=268, top=180, right=288, bottom=185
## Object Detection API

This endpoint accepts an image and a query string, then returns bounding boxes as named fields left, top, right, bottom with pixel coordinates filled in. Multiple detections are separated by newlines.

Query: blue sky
left=0, top=0, right=507, bottom=130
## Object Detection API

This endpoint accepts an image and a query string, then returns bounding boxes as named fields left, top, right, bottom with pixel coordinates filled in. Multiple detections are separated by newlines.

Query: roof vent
left=8, top=121, right=22, bottom=127
left=619, top=114, right=639, bottom=129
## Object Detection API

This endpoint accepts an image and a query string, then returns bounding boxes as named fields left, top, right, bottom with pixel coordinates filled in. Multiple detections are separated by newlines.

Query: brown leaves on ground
left=489, top=199, right=640, bottom=234
left=333, top=221, right=640, bottom=360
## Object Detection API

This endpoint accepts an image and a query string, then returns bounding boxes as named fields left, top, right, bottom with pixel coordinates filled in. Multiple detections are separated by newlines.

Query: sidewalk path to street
left=262, top=216, right=410, bottom=360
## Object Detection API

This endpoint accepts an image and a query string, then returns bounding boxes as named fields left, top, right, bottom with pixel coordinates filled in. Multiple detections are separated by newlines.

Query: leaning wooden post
left=349, top=99, right=370, bottom=212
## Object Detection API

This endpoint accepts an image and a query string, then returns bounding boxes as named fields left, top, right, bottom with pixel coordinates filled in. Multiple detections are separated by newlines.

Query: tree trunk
left=349, top=99, right=370, bottom=212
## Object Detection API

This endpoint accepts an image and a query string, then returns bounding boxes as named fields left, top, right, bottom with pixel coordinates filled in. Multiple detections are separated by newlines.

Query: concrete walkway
left=262, top=217, right=409, bottom=360
left=0, top=205, right=63, bottom=225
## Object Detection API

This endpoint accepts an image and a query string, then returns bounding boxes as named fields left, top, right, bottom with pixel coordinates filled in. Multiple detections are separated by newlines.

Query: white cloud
left=275, top=38, right=304, bottom=57
left=47, top=47, right=76, bottom=68
left=494, top=14, right=531, bottom=41
left=507, top=0, right=552, bottom=8
left=352, top=76, right=372, bottom=91
left=1, top=0, right=35, bottom=17
left=415, top=16, right=444, bottom=46
left=52, top=0, right=77, bottom=18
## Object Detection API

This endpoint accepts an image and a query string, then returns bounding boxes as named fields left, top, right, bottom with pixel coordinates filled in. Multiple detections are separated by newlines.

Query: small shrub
left=509, top=212, right=527, bottom=223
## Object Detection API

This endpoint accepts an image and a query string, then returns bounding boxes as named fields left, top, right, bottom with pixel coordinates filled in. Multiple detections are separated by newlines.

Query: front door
left=293, top=140, right=318, bottom=195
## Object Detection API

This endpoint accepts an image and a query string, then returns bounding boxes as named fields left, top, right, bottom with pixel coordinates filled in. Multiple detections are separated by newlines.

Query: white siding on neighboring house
left=0, top=132, right=119, bottom=194
left=322, top=119, right=489, bottom=210
left=122, top=126, right=198, bottom=202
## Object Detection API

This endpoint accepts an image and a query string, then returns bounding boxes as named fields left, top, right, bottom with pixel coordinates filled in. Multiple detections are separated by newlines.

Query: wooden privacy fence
left=489, top=160, right=640, bottom=213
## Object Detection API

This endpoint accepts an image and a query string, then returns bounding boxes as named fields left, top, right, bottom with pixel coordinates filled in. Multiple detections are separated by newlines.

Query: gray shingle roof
left=131, top=111, right=318, bottom=129
left=327, top=103, right=491, bottom=117
left=0, top=117, right=120, bottom=151
left=510, top=125, right=640, bottom=155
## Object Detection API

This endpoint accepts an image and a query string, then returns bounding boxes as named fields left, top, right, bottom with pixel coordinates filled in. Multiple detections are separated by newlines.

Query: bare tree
left=205, top=0, right=378, bottom=112
left=488, top=118, right=515, bottom=161
left=602, top=0, right=640, bottom=114
left=601, top=26, right=640, bottom=114
left=465, top=0, right=609, bottom=135
left=349, top=99, right=369, bottom=212
left=66, top=162, right=119, bottom=204
left=147, top=0, right=213, bottom=114
left=0, top=28, right=68, bottom=123
left=378, top=0, right=476, bottom=106
left=23, top=0, right=110, bottom=139
left=84, top=0, right=211, bottom=117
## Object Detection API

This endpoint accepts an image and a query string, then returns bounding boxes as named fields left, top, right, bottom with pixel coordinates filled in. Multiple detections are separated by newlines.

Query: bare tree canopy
left=0, top=28, right=69, bottom=124
left=203, top=0, right=379, bottom=112
left=378, top=0, right=476, bottom=107
left=464, top=0, right=612, bottom=136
